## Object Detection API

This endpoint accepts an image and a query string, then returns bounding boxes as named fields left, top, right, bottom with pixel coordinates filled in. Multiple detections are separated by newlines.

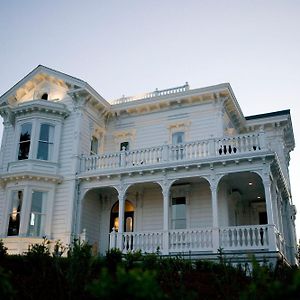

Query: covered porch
left=79, top=171, right=286, bottom=259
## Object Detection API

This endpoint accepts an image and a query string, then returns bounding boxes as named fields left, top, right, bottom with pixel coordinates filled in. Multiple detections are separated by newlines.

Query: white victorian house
left=0, top=65, right=297, bottom=265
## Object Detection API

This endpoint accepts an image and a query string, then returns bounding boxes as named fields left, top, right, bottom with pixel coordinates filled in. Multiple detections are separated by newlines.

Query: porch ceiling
left=222, top=172, right=265, bottom=202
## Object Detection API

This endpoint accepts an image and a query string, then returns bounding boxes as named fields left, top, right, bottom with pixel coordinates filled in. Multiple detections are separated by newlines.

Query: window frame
left=27, top=190, right=48, bottom=237
left=171, top=197, right=187, bottom=229
left=3, top=184, right=54, bottom=238
left=37, top=123, right=55, bottom=161
left=15, top=119, right=58, bottom=162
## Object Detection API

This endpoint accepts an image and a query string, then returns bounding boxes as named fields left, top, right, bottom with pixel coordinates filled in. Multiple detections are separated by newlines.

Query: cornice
left=0, top=171, right=63, bottom=186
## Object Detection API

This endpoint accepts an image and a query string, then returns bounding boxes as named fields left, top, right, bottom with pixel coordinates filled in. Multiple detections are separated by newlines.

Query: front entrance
left=110, top=200, right=134, bottom=232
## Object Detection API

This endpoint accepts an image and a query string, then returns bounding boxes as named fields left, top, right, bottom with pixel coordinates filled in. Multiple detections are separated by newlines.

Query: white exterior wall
left=189, top=183, right=212, bottom=228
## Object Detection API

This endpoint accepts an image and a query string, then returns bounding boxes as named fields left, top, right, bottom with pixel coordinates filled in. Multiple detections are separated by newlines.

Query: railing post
left=109, top=228, right=117, bottom=249
left=162, top=142, right=169, bottom=162
left=267, top=224, right=277, bottom=252
left=120, top=147, right=126, bottom=167
left=259, top=127, right=266, bottom=150
left=209, top=138, right=215, bottom=156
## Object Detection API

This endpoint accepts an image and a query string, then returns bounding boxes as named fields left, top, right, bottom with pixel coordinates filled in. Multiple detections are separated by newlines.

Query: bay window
left=16, top=121, right=56, bottom=161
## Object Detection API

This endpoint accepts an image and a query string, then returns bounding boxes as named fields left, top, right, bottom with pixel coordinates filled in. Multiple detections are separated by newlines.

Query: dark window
left=120, top=142, right=129, bottom=151
left=90, top=136, right=99, bottom=155
left=18, top=123, right=32, bottom=160
left=172, top=132, right=185, bottom=144
left=172, top=197, right=186, bottom=229
left=259, top=212, right=268, bottom=225
left=41, top=93, right=48, bottom=100
left=37, top=124, right=54, bottom=160
left=7, top=191, right=23, bottom=236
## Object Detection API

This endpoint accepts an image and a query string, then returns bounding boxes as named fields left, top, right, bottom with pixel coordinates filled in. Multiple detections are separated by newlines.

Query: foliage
left=0, top=239, right=8, bottom=259
left=26, top=236, right=50, bottom=257
left=1, top=238, right=300, bottom=299
left=88, top=266, right=164, bottom=300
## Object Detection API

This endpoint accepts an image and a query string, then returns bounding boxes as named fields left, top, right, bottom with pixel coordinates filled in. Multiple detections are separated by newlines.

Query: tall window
left=171, top=197, right=186, bottom=229
left=18, top=123, right=32, bottom=160
left=90, top=136, right=99, bottom=155
left=172, top=132, right=185, bottom=144
left=37, top=124, right=54, bottom=160
left=27, top=191, right=47, bottom=237
left=7, top=191, right=23, bottom=236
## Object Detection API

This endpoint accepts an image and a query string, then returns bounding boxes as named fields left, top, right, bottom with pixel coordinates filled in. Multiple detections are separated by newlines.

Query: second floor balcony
left=79, top=132, right=268, bottom=175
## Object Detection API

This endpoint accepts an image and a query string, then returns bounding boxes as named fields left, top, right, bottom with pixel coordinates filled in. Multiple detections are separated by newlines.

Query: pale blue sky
left=1, top=0, right=300, bottom=233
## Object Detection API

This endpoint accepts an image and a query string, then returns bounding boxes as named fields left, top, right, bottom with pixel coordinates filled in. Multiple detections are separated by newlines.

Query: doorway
left=110, top=200, right=134, bottom=232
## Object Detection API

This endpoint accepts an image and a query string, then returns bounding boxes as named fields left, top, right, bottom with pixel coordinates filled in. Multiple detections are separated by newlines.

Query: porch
left=108, top=224, right=284, bottom=256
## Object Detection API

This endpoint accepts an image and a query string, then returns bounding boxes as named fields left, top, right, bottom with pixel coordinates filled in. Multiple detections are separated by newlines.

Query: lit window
left=27, top=191, right=47, bottom=237
left=90, top=136, right=99, bottom=155
left=18, top=123, right=32, bottom=160
left=171, top=197, right=186, bottom=229
left=7, top=191, right=23, bottom=236
left=37, top=124, right=54, bottom=160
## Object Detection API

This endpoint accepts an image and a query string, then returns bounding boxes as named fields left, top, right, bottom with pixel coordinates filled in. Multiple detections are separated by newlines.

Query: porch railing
left=109, top=224, right=278, bottom=255
left=80, top=132, right=265, bottom=173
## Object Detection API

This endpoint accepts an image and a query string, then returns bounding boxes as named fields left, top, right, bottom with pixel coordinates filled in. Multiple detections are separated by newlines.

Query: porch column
left=263, top=177, right=277, bottom=251
left=162, top=184, right=170, bottom=255
left=117, top=190, right=126, bottom=250
left=210, top=182, right=220, bottom=253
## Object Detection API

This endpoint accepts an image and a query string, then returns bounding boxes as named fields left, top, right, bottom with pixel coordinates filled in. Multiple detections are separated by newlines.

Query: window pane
left=172, top=197, right=186, bottom=229
left=90, top=136, right=99, bottom=155
left=27, top=191, right=46, bottom=237
left=7, top=191, right=23, bottom=236
left=37, top=142, right=49, bottom=160
left=172, top=132, right=184, bottom=144
left=37, top=124, right=54, bottom=160
left=18, top=123, right=32, bottom=160
left=19, top=123, right=32, bottom=142
left=120, top=142, right=129, bottom=151
left=18, top=141, right=31, bottom=160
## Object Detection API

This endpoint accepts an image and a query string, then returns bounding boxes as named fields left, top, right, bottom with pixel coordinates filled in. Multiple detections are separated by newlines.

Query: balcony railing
left=109, top=224, right=278, bottom=255
left=80, top=132, right=265, bottom=173
left=111, top=83, right=190, bottom=105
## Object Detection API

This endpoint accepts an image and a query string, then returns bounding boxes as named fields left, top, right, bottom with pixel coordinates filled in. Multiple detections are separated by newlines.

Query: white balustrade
left=109, top=225, right=280, bottom=255
left=80, top=133, right=264, bottom=173
left=169, top=228, right=213, bottom=252
left=220, top=225, right=270, bottom=250
left=120, top=231, right=164, bottom=254
left=215, top=133, right=261, bottom=156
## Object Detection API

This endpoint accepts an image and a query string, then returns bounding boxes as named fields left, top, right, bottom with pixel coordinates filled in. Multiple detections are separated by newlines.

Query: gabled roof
left=0, top=65, right=111, bottom=109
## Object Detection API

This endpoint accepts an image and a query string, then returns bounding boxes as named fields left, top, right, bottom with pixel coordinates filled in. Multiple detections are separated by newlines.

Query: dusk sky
left=1, top=1, right=300, bottom=233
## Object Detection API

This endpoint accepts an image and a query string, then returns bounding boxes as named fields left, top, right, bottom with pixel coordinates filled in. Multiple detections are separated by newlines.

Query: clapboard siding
left=141, top=186, right=163, bottom=231
left=104, top=103, right=218, bottom=153
left=189, top=183, right=213, bottom=228
left=81, top=190, right=101, bottom=246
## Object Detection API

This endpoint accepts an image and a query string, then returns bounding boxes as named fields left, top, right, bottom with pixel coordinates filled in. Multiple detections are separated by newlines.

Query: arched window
left=41, top=93, right=48, bottom=100
left=110, top=200, right=134, bottom=232
left=90, top=136, right=99, bottom=155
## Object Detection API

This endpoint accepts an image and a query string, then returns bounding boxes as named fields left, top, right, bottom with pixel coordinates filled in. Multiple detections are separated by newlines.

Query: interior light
left=257, top=196, right=261, bottom=199
left=248, top=182, right=253, bottom=186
